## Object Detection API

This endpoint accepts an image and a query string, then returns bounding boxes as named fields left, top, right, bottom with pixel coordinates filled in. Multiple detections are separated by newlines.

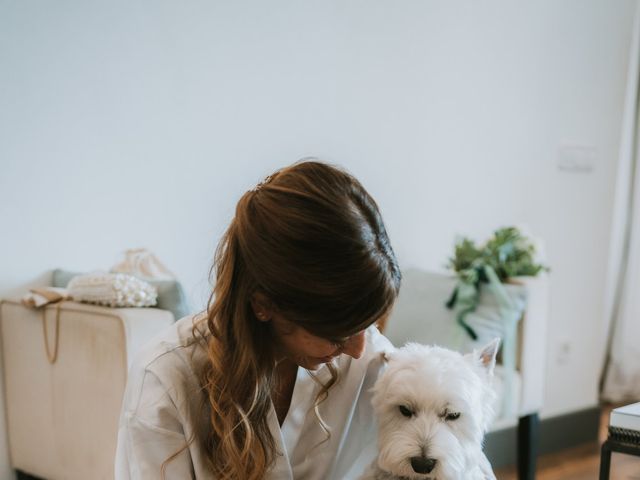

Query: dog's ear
left=380, top=350, right=392, bottom=363
left=477, top=337, right=500, bottom=374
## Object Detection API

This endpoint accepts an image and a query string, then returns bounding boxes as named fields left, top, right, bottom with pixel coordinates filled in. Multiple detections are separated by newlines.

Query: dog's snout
left=410, top=456, right=437, bottom=474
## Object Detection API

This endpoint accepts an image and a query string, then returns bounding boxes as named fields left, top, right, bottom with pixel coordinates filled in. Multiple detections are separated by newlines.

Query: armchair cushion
left=52, top=269, right=191, bottom=321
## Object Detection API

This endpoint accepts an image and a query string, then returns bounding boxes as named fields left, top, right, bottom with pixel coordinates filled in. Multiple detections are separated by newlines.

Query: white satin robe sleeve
left=115, top=316, right=394, bottom=480
left=116, top=369, right=195, bottom=479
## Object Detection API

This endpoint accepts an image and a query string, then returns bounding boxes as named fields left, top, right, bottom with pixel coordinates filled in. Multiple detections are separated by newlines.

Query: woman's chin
left=303, top=360, right=322, bottom=370
left=304, top=356, right=337, bottom=370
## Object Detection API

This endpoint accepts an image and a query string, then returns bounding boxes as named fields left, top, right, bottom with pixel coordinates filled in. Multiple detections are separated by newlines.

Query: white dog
left=360, top=339, right=500, bottom=480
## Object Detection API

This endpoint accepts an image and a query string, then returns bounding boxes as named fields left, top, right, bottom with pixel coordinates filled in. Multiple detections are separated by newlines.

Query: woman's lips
left=316, top=355, right=337, bottom=363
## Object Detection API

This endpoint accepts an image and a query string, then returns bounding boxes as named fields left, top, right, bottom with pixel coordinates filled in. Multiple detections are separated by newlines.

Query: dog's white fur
left=360, top=340, right=500, bottom=480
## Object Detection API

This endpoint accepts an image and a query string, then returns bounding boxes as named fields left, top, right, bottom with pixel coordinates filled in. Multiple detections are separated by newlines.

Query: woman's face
left=270, top=311, right=367, bottom=370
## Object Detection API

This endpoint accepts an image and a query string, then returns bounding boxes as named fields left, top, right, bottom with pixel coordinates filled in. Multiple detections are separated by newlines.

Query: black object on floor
left=517, top=412, right=539, bottom=480
left=17, top=471, right=44, bottom=480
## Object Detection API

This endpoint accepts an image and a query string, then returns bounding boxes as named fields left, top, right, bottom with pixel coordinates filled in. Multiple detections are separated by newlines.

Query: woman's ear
left=251, top=292, right=274, bottom=322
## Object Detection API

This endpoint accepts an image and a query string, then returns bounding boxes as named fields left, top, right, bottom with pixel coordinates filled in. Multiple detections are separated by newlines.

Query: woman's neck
left=272, top=358, right=298, bottom=426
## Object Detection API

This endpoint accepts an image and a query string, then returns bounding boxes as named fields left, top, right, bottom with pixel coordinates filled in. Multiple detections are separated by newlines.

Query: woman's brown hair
left=194, top=160, right=401, bottom=479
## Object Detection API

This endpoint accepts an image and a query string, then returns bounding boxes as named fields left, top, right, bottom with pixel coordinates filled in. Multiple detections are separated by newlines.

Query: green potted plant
left=446, top=226, right=548, bottom=340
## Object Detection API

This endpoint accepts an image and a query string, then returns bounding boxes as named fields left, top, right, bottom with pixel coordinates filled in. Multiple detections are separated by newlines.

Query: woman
left=115, top=160, right=402, bottom=479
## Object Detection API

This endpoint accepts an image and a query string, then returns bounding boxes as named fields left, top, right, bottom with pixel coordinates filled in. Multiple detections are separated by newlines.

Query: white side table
left=599, top=402, right=640, bottom=480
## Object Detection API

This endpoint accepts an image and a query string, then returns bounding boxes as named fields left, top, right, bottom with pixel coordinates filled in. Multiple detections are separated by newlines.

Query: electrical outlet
left=556, top=340, right=572, bottom=365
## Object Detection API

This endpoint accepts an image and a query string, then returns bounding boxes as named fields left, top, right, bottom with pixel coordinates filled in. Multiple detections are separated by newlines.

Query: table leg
left=599, top=440, right=612, bottom=480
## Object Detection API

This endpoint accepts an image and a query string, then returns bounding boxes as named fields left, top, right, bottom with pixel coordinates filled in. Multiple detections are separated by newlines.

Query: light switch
left=557, top=145, right=597, bottom=173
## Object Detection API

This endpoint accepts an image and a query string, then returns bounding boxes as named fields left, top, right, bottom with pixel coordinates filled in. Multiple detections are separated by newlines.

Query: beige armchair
left=381, top=269, right=550, bottom=480
left=0, top=299, right=174, bottom=480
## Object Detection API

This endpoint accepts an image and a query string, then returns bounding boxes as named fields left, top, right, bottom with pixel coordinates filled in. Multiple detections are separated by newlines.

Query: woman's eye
left=445, top=411, right=461, bottom=421
left=399, top=405, right=413, bottom=417
left=329, top=337, right=347, bottom=348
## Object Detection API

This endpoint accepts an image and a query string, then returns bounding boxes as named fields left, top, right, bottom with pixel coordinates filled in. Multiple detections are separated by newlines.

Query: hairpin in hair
left=249, top=172, right=276, bottom=193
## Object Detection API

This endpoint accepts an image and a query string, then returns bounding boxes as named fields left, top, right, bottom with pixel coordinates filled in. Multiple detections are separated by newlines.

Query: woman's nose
left=341, top=331, right=366, bottom=359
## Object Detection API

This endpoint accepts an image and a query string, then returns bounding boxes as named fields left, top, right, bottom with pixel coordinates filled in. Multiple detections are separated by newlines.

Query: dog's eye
left=398, top=405, right=414, bottom=418
left=445, top=411, right=461, bottom=421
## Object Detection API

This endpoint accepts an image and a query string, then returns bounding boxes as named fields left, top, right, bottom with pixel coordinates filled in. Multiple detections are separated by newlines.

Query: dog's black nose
left=410, top=456, right=437, bottom=474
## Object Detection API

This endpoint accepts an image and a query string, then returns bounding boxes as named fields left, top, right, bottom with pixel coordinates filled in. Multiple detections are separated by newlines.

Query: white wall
left=0, top=0, right=636, bottom=476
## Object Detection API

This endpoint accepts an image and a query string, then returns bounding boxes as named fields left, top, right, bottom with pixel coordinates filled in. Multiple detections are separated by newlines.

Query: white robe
left=115, top=315, right=392, bottom=479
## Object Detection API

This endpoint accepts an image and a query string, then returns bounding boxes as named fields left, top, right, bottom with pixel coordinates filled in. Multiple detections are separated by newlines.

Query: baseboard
left=484, top=407, right=601, bottom=468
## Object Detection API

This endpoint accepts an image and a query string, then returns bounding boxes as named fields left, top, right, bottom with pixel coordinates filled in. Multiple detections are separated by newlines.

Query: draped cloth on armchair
left=601, top=4, right=640, bottom=402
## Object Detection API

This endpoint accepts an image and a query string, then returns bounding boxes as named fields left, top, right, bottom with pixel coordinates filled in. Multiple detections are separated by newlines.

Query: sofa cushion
left=52, top=269, right=190, bottom=321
